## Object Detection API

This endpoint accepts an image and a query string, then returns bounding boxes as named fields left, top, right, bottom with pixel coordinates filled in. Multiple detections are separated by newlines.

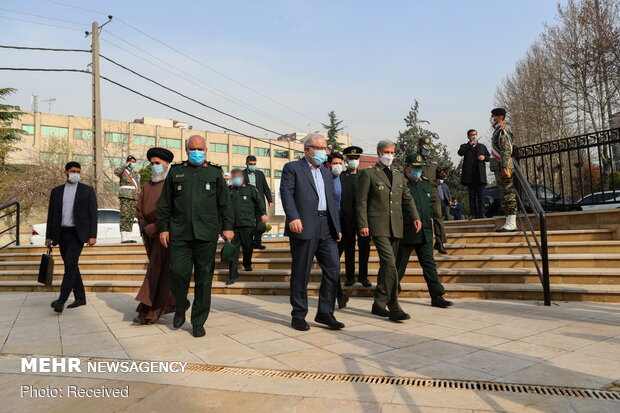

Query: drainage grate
left=185, top=363, right=620, bottom=401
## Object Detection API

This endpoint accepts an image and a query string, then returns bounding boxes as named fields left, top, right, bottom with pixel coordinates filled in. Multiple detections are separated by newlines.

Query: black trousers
left=466, top=182, right=486, bottom=218
left=338, top=222, right=371, bottom=282
left=59, top=227, right=85, bottom=302
left=289, top=215, right=339, bottom=320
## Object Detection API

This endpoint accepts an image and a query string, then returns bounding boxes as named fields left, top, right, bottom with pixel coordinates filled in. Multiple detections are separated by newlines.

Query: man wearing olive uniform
left=396, top=153, right=453, bottom=308
left=114, top=155, right=140, bottom=243
left=490, top=108, right=518, bottom=232
left=158, top=135, right=234, bottom=337
left=418, top=137, right=447, bottom=254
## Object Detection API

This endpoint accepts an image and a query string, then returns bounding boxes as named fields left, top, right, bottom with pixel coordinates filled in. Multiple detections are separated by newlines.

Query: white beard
left=151, top=168, right=169, bottom=183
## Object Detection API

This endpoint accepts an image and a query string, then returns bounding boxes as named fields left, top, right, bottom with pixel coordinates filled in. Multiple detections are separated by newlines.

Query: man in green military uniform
left=418, top=137, right=448, bottom=254
left=157, top=135, right=234, bottom=337
left=490, top=108, right=518, bottom=232
left=226, top=168, right=267, bottom=285
left=358, top=139, right=421, bottom=322
left=396, top=153, right=453, bottom=308
left=114, top=155, right=140, bottom=243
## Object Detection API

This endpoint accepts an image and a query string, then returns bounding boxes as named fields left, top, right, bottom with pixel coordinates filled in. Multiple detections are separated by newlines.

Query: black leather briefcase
left=37, top=247, right=54, bottom=286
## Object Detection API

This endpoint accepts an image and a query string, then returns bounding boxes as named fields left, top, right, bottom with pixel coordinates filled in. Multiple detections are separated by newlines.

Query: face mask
left=232, top=177, right=244, bottom=187
left=347, top=159, right=359, bottom=170
left=128, top=163, right=135, bottom=169
left=489, top=116, right=496, bottom=126
left=247, top=165, right=256, bottom=172
left=188, top=150, right=205, bottom=165
left=151, top=164, right=164, bottom=174
left=67, top=173, right=80, bottom=184
left=331, top=164, right=343, bottom=176
left=420, top=149, right=431, bottom=157
left=409, top=169, right=422, bottom=180
left=312, top=150, right=327, bottom=165
left=379, top=154, right=394, bottom=167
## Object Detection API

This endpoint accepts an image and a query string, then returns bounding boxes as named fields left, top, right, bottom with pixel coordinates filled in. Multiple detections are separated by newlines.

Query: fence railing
left=0, top=202, right=20, bottom=250
left=514, top=128, right=620, bottom=208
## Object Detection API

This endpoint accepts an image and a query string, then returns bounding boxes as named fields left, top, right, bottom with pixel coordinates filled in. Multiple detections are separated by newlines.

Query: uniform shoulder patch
left=208, top=161, right=222, bottom=168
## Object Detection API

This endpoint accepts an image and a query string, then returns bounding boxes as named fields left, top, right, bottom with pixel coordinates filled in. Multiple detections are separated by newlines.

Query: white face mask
left=379, top=154, right=394, bottom=167
left=67, top=173, right=80, bottom=184
left=331, top=163, right=343, bottom=176
left=489, top=116, right=496, bottom=126
left=347, top=159, right=359, bottom=170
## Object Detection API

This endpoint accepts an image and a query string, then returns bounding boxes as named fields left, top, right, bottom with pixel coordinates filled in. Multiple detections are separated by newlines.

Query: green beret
left=418, top=136, right=433, bottom=150
left=220, top=242, right=237, bottom=263
left=405, top=152, right=426, bottom=167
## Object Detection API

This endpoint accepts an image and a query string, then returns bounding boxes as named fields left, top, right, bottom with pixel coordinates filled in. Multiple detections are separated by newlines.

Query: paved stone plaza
left=1, top=292, right=619, bottom=412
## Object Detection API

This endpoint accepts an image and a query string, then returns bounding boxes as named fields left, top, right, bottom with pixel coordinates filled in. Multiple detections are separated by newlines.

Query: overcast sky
left=1, top=0, right=566, bottom=162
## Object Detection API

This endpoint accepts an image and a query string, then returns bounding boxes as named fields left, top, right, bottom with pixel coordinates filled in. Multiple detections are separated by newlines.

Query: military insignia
left=206, top=183, right=211, bottom=191
left=376, top=181, right=384, bottom=185
left=177, top=184, right=182, bottom=191
left=175, top=174, right=185, bottom=178
left=378, top=185, right=384, bottom=190
left=416, top=155, right=422, bottom=162
left=243, top=195, right=247, bottom=200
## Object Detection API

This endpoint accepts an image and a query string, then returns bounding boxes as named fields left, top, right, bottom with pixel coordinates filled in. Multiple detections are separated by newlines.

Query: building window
left=258, top=168, right=271, bottom=177
left=209, top=143, right=229, bottom=153
left=274, top=150, right=289, bottom=159
left=133, top=134, right=156, bottom=146
left=105, top=132, right=128, bottom=143
left=21, top=125, right=35, bottom=135
left=232, top=145, right=250, bottom=155
left=161, top=137, right=181, bottom=148
left=73, top=154, right=93, bottom=164
left=294, top=151, right=304, bottom=159
left=104, top=156, right=125, bottom=167
left=39, top=152, right=66, bottom=164
left=274, top=169, right=282, bottom=178
left=74, top=129, right=93, bottom=140
left=254, top=147, right=270, bottom=157
left=41, top=125, right=68, bottom=138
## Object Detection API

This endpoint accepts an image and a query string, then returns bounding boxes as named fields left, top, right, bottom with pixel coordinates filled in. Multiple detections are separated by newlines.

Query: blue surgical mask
left=409, top=169, right=423, bottom=180
left=232, top=177, right=244, bottom=187
left=188, top=150, right=205, bottom=165
left=247, top=165, right=256, bottom=172
left=312, top=150, right=327, bottom=165
left=151, top=164, right=165, bottom=174
left=127, top=163, right=134, bottom=169
left=420, top=149, right=431, bottom=157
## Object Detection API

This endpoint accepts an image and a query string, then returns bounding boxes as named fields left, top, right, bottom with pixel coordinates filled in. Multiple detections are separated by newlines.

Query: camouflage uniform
left=114, top=166, right=141, bottom=232
left=490, top=121, right=517, bottom=215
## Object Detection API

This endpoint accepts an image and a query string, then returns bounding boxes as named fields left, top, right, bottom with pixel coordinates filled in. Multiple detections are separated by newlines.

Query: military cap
left=418, top=136, right=433, bottom=150
left=491, top=107, right=507, bottom=116
left=146, top=147, right=174, bottom=163
left=220, top=242, right=237, bottom=263
left=126, top=155, right=137, bottom=162
left=342, top=145, right=363, bottom=159
left=404, top=152, right=426, bottom=167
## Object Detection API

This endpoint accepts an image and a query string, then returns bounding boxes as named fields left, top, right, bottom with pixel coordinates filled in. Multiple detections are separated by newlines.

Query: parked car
left=484, top=185, right=581, bottom=217
left=30, top=209, right=141, bottom=245
left=575, top=191, right=620, bottom=211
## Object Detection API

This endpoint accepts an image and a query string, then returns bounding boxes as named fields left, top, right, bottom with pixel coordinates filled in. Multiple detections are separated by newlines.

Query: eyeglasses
left=308, top=145, right=328, bottom=150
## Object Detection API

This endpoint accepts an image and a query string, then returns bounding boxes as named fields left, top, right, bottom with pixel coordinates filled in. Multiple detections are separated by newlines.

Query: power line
left=0, top=6, right=88, bottom=26
left=0, top=44, right=90, bottom=53
left=0, top=67, right=89, bottom=73
left=44, top=0, right=108, bottom=16
left=0, top=15, right=85, bottom=31
left=100, top=54, right=285, bottom=136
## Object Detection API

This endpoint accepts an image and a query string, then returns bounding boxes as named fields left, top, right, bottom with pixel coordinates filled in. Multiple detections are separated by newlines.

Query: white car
left=576, top=191, right=620, bottom=211
left=30, top=209, right=142, bottom=245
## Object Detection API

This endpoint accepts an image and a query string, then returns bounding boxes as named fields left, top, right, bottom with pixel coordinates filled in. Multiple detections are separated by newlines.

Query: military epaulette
left=207, top=161, right=222, bottom=168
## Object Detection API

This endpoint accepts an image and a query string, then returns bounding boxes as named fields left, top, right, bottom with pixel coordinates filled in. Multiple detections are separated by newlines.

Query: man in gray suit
left=280, top=133, right=344, bottom=331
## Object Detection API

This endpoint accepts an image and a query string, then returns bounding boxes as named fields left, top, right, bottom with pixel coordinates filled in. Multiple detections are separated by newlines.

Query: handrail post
left=15, top=202, right=20, bottom=247
left=539, top=211, right=550, bottom=306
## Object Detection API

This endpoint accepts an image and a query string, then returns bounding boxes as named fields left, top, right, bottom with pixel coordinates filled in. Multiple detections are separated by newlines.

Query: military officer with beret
left=114, top=155, right=140, bottom=243
left=226, top=168, right=267, bottom=285
left=396, top=153, right=453, bottom=308
left=358, top=139, right=421, bottom=322
left=490, top=108, right=518, bottom=232
left=157, top=135, right=234, bottom=337
left=418, top=137, right=448, bottom=254
left=341, top=145, right=371, bottom=287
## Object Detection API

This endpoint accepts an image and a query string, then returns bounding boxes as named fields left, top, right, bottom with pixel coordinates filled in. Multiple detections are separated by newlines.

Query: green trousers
left=228, top=227, right=254, bottom=280
left=396, top=240, right=445, bottom=298
left=372, top=236, right=402, bottom=312
left=169, top=239, right=217, bottom=326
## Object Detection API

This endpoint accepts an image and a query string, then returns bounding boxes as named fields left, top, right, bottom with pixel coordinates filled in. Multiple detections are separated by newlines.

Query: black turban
left=491, top=108, right=507, bottom=116
left=146, top=147, right=174, bottom=163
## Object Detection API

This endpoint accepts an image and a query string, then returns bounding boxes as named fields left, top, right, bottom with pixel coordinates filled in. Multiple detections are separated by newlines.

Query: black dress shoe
left=431, top=296, right=454, bottom=308
left=360, top=279, right=372, bottom=288
left=291, top=318, right=310, bottom=331
left=337, top=293, right=349, bottom=309
left=314, top=313, right=345, bottom=330
left=225, top=275, right=240, bottom=285
left=434, top=242, right=447, bottom=254
left=256, top=245, right=266, bottom=250
left=192, top=325, right=206, bottom=337
left=50, top=299, right=64, bottom=314
left=243, top=266, right=253, bottom=272
left=67, top=298, right=86, bottom=308
left=371, top=303, right=389, bottom=317
left=388, top=310, right=411, bottom=322
left=173, top=300, right=190, bottom=329
left=343, top=280, right=355, bottom=287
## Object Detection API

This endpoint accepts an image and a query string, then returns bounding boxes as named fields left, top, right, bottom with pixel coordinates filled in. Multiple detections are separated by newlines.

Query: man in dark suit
left=243, top=155, right=273, bottom=250
left=280, top=133, right=344, bottom=331
left=437, top=179, right=452, bottom=221
left=46, top=161, right=98, bottom=314
left=458, top=129, right=490, bottom=219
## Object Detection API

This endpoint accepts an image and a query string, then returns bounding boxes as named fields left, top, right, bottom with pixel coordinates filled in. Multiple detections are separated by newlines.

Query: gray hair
left=376, top=139, right=395, bottom=153
left=303, top=133, right=326, bottom=148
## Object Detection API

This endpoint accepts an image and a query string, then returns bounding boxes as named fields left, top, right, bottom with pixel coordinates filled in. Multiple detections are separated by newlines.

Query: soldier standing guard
left=396, top=153, right=453, bottom=308
left=114, top=155, right=140, bottom=243
left=417, top=137, right=448, bottom=254
left=157, top=135, right=234, bottom=338
left=490, top=108, right=518, bottom=232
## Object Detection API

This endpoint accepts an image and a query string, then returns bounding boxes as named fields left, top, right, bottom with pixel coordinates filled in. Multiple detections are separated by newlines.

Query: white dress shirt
left=306, top=158, right=327, bottom=211
left=61, top=182, right=78, bottom=227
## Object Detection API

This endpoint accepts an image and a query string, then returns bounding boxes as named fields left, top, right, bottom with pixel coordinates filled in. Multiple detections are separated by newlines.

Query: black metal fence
left=0, top=202, right=20, bottom=250
left=514, top=128, right=620, bottom=209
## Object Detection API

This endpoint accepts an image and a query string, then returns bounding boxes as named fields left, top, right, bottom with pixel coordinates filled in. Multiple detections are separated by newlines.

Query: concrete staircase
left=2, top=210, right=620, bottom=302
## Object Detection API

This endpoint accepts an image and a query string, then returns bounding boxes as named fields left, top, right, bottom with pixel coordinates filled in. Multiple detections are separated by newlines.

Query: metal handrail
left=0, top=202, right=20, bottom=250
left=512, top=161, right=550, bottom=306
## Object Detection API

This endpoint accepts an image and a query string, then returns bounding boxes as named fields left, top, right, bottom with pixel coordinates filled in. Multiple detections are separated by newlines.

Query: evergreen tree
left=0, top=88, right=24, bottom=170
left=395, top=100, right=439, bottom=166
left=321, top=110, right=344, bottom=152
